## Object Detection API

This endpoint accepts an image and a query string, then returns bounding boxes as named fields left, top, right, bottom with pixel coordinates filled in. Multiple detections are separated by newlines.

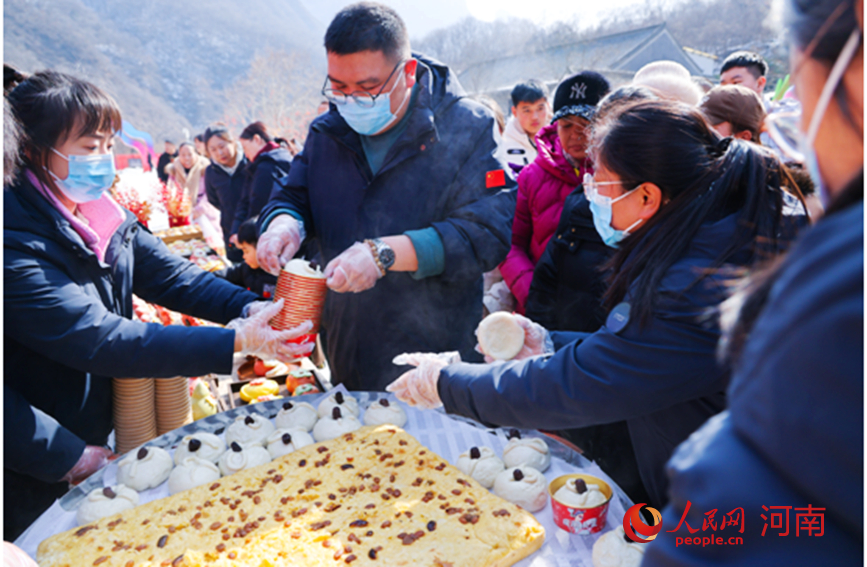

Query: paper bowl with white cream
left=549, top=473, right=613, bottom=535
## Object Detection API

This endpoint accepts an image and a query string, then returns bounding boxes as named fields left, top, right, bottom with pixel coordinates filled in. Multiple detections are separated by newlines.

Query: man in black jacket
left=156, top=139, right=176, bottom=184
left=257, top=3, right=515, bottom=391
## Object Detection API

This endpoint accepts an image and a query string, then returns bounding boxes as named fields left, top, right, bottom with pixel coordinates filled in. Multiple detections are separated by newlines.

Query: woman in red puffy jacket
left=499, top=71, right=609, bottom=311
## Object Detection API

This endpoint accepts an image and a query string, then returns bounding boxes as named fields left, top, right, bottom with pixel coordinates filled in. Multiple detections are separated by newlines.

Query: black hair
left=784, top=162, right=815, bottom=196
left=7, top=70, right=122, bottom=192
left=204, top=124, right=232, bottom=145
left=324, top=2, right=410, bottom=63
left=510, top=80, right=549, bottom=107
left=786, top=0, right=858, bottom=60
left=237, top=216, right=260, bottom=246
left=177, top=141, right=195, bottom=151
left=239, top=121, right=272, bottom=142
left=194, top=133, right=205, bottom=143
left=591, top=100, right=796, bottom=326
left=4, top=64, right=28, bottom=93
left=720, top=51, right=769, bottom=79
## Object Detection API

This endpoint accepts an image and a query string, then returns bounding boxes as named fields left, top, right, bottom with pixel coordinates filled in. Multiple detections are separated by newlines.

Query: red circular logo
left=623, top=503, right=663, bottom=543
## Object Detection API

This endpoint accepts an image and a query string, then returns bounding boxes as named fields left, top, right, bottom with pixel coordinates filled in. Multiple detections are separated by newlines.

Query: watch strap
left=365, top=239, right=387, bottom=277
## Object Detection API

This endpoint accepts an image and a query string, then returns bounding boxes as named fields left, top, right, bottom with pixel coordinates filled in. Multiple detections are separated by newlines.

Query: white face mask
left=799, top=28, right=861, bottom=206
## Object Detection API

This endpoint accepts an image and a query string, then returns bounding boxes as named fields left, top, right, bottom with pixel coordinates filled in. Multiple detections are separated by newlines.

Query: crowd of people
left=3, top=0, right=862, bottom=563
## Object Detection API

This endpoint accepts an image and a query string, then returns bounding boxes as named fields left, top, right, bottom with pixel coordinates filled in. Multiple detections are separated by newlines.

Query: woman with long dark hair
left=230, top=121, right=292, bottom=244
left=3, top=71, right=311, bottom=539
left=643, top=0, right=862, bottom=563
left=203, top=125, right=247, bottom=263
left=388, top=99, right=806, bottom=507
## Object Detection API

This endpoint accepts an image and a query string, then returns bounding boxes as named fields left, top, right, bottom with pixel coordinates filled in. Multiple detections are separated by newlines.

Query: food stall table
left=16, top=387, right=632, bottom=566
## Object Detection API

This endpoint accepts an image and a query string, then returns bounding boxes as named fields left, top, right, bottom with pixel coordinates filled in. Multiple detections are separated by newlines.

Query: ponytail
left=594, top=100, right=799, bottom=325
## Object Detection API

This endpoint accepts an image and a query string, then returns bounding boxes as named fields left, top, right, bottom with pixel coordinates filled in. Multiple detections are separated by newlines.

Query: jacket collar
left=211, top=146, right=247, bottom=177
left=6, top=171, right=134, bottom=262
left=252, top=141, right=280, bottom=162
left=503, top=116, right=535, bottom=150
left=533, top=123, right=583, bottom=185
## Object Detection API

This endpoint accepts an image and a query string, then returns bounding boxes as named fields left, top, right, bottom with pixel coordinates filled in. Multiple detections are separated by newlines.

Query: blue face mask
left=336, top=68, right=410, bottom=136
left=49, top=148, right=117, bottom=203
left=584, top=173, right=643, bottom=248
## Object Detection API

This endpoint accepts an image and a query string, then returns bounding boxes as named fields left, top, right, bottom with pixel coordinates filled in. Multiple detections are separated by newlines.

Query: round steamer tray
left=18, top=388, right=633, bottom=567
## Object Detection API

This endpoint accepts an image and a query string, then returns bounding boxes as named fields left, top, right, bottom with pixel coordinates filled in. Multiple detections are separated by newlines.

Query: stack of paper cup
left=155, top=377, right=192, bottom=435
left=112, top=378, right=157, bottom=455
left=270, top=258, right=327, bottom=345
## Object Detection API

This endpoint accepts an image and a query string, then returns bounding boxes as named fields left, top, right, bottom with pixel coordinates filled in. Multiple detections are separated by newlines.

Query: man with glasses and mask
left=257, top=2, right=515, bottom=391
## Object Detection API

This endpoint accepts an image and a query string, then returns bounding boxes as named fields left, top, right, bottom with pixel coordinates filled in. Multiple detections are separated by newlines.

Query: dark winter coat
left=525, top=186, right=613, bottom=333
left=258, top=55, right=516, bottom=391
left=3, top=174, right=256, bottom=537
left=439, top=212, right=769, bottom=507
left=156, top=151, right=174, bottom=184
left=499, top=123, right=587, bottom=311
left=644, top=178, right=863, bottom=565
left=215, top=262, right=278, bottom=299
left=231, top=147, right=293, bottom=236
left=204, top=153, right=248, bottom=262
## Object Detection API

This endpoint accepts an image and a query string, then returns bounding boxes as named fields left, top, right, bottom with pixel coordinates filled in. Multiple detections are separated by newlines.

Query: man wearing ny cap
left=256, top=2, right=515, bottom=391
left=700, top=84, right=767, bottom=142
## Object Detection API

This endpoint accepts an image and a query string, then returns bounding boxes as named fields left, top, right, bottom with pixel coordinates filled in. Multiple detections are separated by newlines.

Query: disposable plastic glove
left=482, top=280, right=516, bottom=314
left=257, top=215, right=304, bottom=276
left=61, top=445, right=115, bottom=485
left=386, top=351, right=461, bottom=409
left=475, top=313, right=554, bottom=363
left=3, top=542, right=39, bottom=567
left=242, top=300, right=270, bottom=319
left=324, top=241, right=383, bottom=293
left=228, top=299, right=314, bottom=361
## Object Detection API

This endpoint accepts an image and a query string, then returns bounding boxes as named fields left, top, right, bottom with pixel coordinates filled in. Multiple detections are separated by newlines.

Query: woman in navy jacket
left=644, top=0, right=863, bottom=563
left=203, top=125, right=248, bottom=263
left=389, top=100, right=805, bottom=508
left=230, top=121, right=292, bottom=239
left=3, top=71, right=310, bottom=539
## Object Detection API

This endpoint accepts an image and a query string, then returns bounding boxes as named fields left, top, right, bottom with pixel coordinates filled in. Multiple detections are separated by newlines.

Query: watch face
left=379, top=246, right=396, bottom=269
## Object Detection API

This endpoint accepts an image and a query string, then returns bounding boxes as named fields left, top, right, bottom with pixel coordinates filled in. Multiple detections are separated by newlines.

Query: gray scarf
left=213, top=143, right=245, bottom=176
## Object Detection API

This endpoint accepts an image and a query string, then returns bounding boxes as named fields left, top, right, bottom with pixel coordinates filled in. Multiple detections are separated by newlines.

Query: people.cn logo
left=623, top=503, right=663, bottom=543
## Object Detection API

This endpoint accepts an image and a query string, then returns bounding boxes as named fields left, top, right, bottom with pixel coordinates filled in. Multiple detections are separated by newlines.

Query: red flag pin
left=486, top=169, right=506, bottom=188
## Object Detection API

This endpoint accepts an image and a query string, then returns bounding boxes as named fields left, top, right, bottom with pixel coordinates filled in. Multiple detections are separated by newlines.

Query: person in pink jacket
left=499, top=71, right=610, bottom=311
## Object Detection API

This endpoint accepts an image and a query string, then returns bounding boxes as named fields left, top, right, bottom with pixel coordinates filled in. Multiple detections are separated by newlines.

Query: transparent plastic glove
left=386, top=351, right=461, bottom=409
left=475, top=313, right=554, bottom=363
left=228, top=299, right=315, bottom=361
left=323, top=241, right=382, bottom=293
left=61, top=445, right=115, bottom=485
left=483, top=280, right=516, bottom=314
left=242, top=300, right=270, bottom=319
left=3, top=542, right=39, bottom=567
left=257, top=215, right=304, bottom=276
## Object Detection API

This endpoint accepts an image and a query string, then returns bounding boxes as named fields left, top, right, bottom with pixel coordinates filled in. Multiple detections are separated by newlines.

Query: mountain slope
left=4, top=0, right=325, bottom=143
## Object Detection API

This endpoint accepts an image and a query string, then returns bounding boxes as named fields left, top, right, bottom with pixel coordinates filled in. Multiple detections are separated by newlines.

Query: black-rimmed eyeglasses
left=321, top=60, right=407, bottom=108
